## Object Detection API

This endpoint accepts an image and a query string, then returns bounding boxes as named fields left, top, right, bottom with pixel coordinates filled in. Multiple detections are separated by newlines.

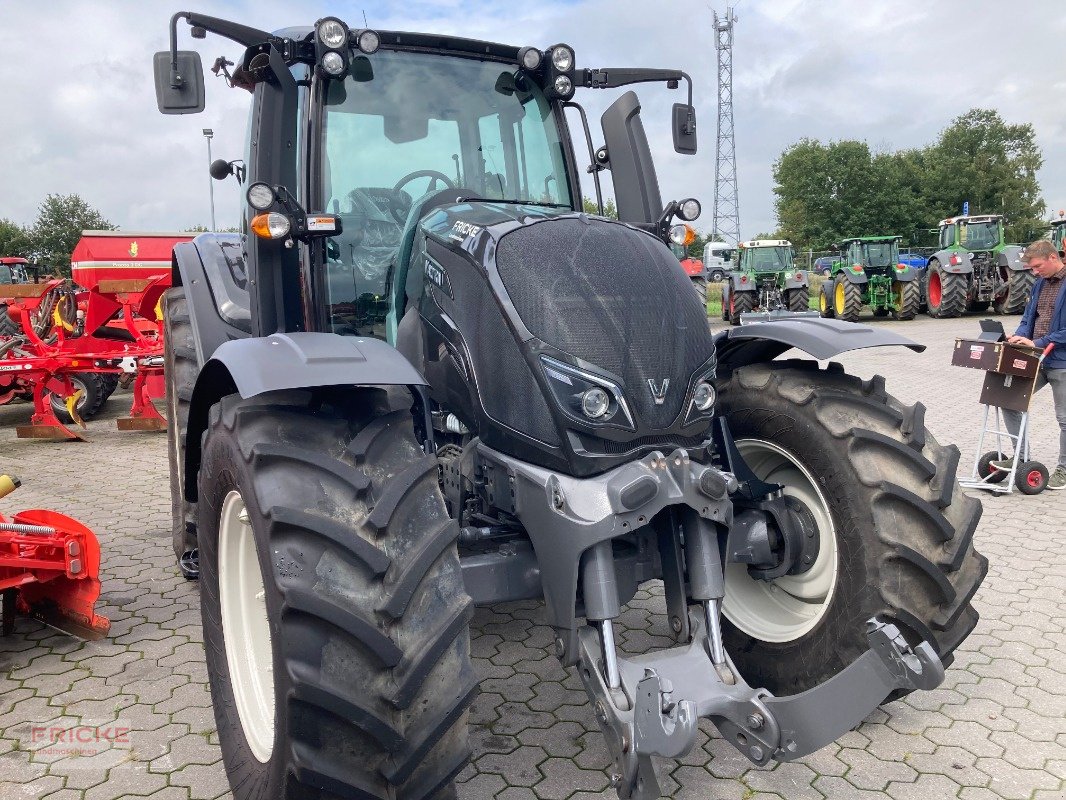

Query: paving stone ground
left=1, top=314, right=1063, bottom=800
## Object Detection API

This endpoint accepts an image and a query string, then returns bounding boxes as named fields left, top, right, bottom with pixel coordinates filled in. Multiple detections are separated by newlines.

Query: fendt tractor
left=926, top=213, right=1032, bottom=318
left=155, top=13, right=986, bottom=800
left=721, top=239, right=809, bottom=324
left=819, top=236, right=921, bottom=322
left=1051, top=212, right=1065, bottom=254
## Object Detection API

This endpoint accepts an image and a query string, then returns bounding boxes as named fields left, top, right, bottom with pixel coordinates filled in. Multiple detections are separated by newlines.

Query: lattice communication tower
left=712, top=7, right=740, bottom=245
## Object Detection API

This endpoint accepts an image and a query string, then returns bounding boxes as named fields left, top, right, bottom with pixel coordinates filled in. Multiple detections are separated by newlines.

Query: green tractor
left=721, top=239, right=808, bottom=324
left=925, top=214, right=1032, bottom=317
left=1051, top=213, right=1066, bottom=255
left=818, top=236, right=920, bottom=322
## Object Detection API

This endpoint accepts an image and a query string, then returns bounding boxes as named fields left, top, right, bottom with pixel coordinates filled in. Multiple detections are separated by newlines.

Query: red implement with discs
left=0, top=475, right=109, bottom=639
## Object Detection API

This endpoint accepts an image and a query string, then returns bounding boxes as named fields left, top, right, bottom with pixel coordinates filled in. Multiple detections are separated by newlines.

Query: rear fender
left=839, top=268, right=868, bottom=286
left=784, top=271, right=809, bottom=289
left=182, top=332, right=428, bottom=501
left=714, top=317, right=924, bottom=374
left=932, top=249, right=973, bottom=274
left=729, top=273, right=757, bottom=293
left=997, top=245, right=1026, bottom=272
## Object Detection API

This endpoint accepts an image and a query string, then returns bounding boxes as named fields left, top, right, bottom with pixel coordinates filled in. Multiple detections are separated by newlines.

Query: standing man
left=992, top=240, right=1066, bottom=488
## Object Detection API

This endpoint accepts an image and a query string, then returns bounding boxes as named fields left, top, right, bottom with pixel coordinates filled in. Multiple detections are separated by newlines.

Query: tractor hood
left=403, top=202, right=718, bottom=476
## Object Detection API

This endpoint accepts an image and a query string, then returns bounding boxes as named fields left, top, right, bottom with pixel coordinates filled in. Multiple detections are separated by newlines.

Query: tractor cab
left=938, top=214, right=1004, bottom=253
left=0, top=257, right=29, bottom=285
left=839, top=236, right=903, bottom=276
left=737, top=239, right=793, bottom=274
left=1051, top=213, right=1066, bottom=254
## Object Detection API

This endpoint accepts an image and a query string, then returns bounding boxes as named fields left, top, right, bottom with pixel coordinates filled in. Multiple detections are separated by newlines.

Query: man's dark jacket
left=1015, top=274, right=1066, bottom=369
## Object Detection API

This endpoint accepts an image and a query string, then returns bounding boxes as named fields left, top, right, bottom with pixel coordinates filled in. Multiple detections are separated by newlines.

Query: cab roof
left=839, top=235, right=901, bottom=244
left=738, top=239, right=791, bottom=248
left=939, top=214, right=1002, bottom=227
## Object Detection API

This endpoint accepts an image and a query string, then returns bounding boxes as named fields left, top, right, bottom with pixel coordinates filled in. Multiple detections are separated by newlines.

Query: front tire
left=895, top=280, right=921, bottom=321
left=818, top=284, right=835, bottom=318
left=833, top=277, right=863, bottom=322
left=163, top=287, right=199, bottom=568
left=715, top=360, right=987, bottom=696
left=198, top=390, right=475, bottom=800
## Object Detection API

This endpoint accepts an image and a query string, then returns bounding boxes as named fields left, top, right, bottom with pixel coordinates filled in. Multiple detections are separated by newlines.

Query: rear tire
left=833, top=277, right=863, bottom=322
left=993, top=270, right=1035, bottom=315
left=730, top=290, right=754, bottom=326
left=198, top=390, right=475, bottom=800
left=787, top=287, right=809, bottom=313
left=977, top=451, right=1008, bottom=484
left=715, top=360, right=987, bottom=696
left=692, top=277, right=708, bottom=305
left=164, top=287, right=200, bottom=569
left=895, top=280, right=921, bottom=321
left=926, top=261, right=967, bottom=318
left=1015, top=461, right=1047, bottom=495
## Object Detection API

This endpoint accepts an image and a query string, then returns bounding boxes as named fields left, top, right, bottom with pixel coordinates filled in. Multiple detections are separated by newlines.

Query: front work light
left=321, top=51, right=346, bottom=76
left=518, top=46, right=542, bottom=71
left=553, top=75, right=573, bottom=96
left=550, top=45, right=574, bottom=72
left=678, top=198, right=702, bottom=222
left=247, top=182, right=276, bottom=211
left=251, top=212, right=291, bottom=240
left=316, top=18, right=348, bottom=49
left=356, top=29, right=380, bottom=54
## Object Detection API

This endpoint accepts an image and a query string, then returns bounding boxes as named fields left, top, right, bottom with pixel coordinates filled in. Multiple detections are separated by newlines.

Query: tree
left=924, top=109, right=1044, bottom=242
left=0, top=218, right=31, bottom=258
left=29, top=194, right=116, bottom=276
left=581, top=196, right=618, bottom=219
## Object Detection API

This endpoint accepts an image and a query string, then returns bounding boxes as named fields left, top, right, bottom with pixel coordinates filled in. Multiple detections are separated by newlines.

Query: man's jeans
left=1002, top=367, right=1066, bottom=469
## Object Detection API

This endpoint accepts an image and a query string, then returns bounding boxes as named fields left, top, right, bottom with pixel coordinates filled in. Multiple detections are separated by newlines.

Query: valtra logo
left=129, top=241, right=138, bottom=258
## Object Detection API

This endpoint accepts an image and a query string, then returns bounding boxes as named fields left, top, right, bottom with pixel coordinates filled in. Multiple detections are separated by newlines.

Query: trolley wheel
left=977, top=451, right=1009, bottom=484
left=1016, top=461, right=1048, bottom=495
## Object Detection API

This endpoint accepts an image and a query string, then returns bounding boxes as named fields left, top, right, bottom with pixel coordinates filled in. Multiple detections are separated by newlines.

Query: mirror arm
left=168, top=10, right=276, bottom=87
left=563, top=101, right=604, bottom=216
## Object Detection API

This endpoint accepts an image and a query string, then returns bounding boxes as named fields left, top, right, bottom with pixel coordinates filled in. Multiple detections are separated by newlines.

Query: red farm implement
left=0, top=231, right=192, bottom=440
left=0, top=474, right=109, bottom=639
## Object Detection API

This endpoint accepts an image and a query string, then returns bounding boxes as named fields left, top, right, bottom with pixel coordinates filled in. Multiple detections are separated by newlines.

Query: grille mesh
left=495, top=219, right=715, bottom=428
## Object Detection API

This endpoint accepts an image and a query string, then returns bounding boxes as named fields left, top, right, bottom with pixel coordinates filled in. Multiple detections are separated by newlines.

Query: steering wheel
left=393, top=170, right=456, bottom=199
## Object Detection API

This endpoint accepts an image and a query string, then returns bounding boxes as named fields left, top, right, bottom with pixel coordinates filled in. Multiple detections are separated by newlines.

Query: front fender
left=714, top=317, right=924, bottom=375
left=891, top=266, right=918, bottom=282
left=997, top=245, right=1026, bottom=271
left=932, top=249, right=973, bottom=274
left=183, top=332, right=427, bottom=501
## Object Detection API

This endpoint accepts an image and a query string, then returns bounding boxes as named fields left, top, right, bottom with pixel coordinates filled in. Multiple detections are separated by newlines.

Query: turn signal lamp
left=669, top=224, right=697, bottom=247
left=251, top=212, right=291, bottom=240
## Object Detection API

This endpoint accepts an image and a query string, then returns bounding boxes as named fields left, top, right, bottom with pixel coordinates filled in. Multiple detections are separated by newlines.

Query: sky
left=2, top=0, right=1065, bottom=240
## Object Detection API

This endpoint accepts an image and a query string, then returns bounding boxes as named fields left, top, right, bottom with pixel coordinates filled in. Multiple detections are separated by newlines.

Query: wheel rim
left=1027, top=470, right=1043, bottom=488
left=722, top=439, right=839, bottom=643
left=929, top=271, right=942, bottom=307
left=218, top=490, right=276, bottom=762
left=834, top=282, right=846, bottom=315
left=819, top=291, right=827, bottom=313
left=50, top=377, right=87, bottom=412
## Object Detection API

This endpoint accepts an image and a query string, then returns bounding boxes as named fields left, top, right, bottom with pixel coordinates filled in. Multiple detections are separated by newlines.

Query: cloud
left=0, top=0, right=1063, bottom=241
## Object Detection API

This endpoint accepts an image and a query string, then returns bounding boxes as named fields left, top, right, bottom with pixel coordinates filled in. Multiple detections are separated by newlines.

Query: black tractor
left=155, top=14, right=987, bottom=800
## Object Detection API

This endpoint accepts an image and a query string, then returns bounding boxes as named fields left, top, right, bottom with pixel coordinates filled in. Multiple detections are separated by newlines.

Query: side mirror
left=153, top=50, right=205, bottom=114
left=672, top=103, right=697, bottom=155
left=210, top=159, right=233, bottom=181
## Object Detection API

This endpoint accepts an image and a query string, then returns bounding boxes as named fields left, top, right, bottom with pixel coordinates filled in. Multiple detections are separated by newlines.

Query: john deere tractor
left=721, top=239, right=808, bottom=324
left=819, top=236, right=920, bottom=322
left=155, top=13, right=986, bottom=800
left=926, top=213, right=1032, bottom=317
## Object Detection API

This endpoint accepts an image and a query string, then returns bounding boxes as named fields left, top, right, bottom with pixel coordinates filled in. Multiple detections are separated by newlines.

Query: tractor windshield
left=320, top=49, right=572, bottom=336
left=745, top=247, right=793, bottom=271
left=861, top=241, right=898, bottom=268
left=959, top=220, right=1000, bottom=251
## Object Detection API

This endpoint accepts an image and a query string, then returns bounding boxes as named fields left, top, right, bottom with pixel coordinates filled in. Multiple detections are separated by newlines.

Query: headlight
left=250, top=212, right=291, bottom=240
left=540, top=355, right=634, bottom=429
left=316, top=18, right=348, bottom=49
left=581, top=388, right=610, bottom=419
left=321, top=51, right=346, bottom=76
left=356, top=29, right=380, bottom=54
left=551, top=45, right=574, bottom=72
left=246, top=182, right=276, bottom=211
left=553, top=75, right=573, bottom=96
left=678, top=198, right=701, bottom=221
left=518, top=46, right=542, bottom=71
left=693, top=382, right=716, bottom=411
